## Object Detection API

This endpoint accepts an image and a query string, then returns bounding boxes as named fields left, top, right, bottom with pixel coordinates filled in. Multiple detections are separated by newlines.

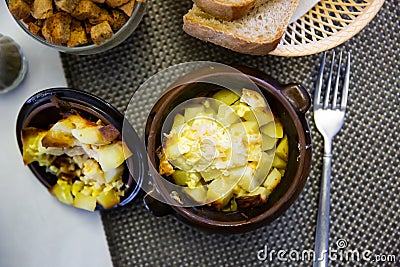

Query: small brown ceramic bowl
left=144, top=66, right=312, bottom=234
left=16, top=88, right=146, bottom=210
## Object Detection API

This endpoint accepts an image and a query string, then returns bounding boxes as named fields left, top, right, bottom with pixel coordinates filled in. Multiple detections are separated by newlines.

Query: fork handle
left=313, top=154, right=332, bottom=267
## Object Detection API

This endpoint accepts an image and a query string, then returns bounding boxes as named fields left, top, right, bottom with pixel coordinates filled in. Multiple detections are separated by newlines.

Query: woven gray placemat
left=60, top=1, right=399, bottom=266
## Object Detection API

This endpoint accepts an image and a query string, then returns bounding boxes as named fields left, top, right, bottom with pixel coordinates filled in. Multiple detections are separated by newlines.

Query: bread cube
left=42, top=12, right=72, bottom=45
left=27, top=22, right=42, bottom=37
left=67, top=19, right=88, bottom=47
left=90, top=21, right=113, bottom=45
left=110, top=9, right=128, bottom=31
left=119, top=0, right=135, bottom=17
left=88, top=8, right=112, bottom=25
left=32, top=0, right=53, bottom=19
left=105, top=0, right=129, bottom=8
left=9, top=0, right=31, bottom=20
left=54, top=0, right=80, bottom=13
left=72, top=0, right=102, bottom=20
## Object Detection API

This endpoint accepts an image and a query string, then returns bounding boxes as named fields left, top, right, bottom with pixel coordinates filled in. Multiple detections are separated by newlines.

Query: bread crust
left=193, top=0, right=257, bottom=20
left=183, top=15, right=282, bottom=55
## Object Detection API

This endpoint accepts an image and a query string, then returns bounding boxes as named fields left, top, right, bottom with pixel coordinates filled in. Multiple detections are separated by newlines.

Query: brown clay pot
left=144, top=66, right=312, bottom=234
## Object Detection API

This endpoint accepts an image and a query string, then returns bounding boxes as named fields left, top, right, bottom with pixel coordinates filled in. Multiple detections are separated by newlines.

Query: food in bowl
left=8, top=0, right=145, bottom=46
left=21, top=112, right=131, bottom=211
left=158, top=88, right=289, bottom=211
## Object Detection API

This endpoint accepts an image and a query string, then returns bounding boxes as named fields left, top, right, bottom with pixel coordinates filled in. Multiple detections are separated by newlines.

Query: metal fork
left=313, top=51, right=351, bottom=267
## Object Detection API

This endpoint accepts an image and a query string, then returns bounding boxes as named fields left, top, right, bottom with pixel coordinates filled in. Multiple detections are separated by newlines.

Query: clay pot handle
left=281, top=83, right=311, bottom=114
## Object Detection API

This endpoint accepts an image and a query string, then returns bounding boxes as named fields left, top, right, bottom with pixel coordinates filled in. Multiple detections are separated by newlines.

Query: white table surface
left=0, top=2, right=113, bottom=267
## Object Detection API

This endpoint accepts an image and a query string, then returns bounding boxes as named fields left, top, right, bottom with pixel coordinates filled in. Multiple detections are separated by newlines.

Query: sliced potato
left=264, top=168, right=282, bottom=192
left=71, top=126, right=104, bottom=145
left=184, top=104, right=205, bottom=122
left=212, top=89, right=240, bottom=106
left=96, top=189, right=120, bottom=209
left=71, top=180, right=84, bottom=197
left=275, top=134, right=289, bottom=160
left=183, top=186, right=207, bottom=203
left=163, top=134, right=182, bottom=161
left=172, top=170, right=201, bottom=187
left=170, top=113, right=185, bottom=133
left=73, top=192, right=97, bottom=211
left=272, top=154, right=287, bottom=169
left=240, top=88, right=267, bottom=109
left=260, top=120, right=283, bottom=138
left=261, top=134, right=277, bottom=151
left=200, top=168, right=222, bottom=182
left=216, top=104, right=239, bottom=126
left=104, top=164, right=124, bottom=183
left=242, top=108, right=274, bottom=127
left=207, top=177, right=235, bottom=210
left=94, top=141, right=126, bottom=171
left=49, top=183, right=73, bottom=205
left=22, top=128, right=55, bottom=165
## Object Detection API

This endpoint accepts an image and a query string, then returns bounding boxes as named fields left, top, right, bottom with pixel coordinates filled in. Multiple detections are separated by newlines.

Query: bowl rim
left=145, top=68, right=312, bottom=232
left=15, top=87, right=146, bottom=208
left=5, top=0, right=146, bottom=54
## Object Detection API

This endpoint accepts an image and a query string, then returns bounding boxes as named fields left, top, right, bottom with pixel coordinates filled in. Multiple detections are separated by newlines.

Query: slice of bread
left=193, top=0, right=261, bottom=21
left=183, top=0, right=299, bottom=55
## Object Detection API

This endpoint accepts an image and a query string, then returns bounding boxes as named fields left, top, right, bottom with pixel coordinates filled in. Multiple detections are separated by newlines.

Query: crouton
left=72, top=0, right=102, bottom=20
left=27, top=22, right=42, bottom=37
left=119, top=0, right=135, bottom=17
left=32, top=0, right=53, bottom=19
left=42, top=12, right=72, bottom=45
left=99, top=124, right=120, bottom=142
left=90, top=21, right=113, bottom=45
left=89, top=8, right=112, bottom=25
left=67, top=19, right=88, bottom=47
left=110, top=9, right=128, bottom=31
left=105, top=0, right=129, bottom=8
left=54, top=0, right=80, bottom=13
left=9, top=0, right=31, bottom=20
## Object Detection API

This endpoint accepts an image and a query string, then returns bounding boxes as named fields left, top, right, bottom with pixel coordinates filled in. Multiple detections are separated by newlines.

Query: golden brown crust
left=98, top=124, right=120, bottom=142
left=27, top=22, right=43, bottom=37
left=90, top=21, right=114, bottom=45
left=54, top=0, right=80, bottom=13
left=110, top=9, right=129, bottom=31
left=31, top=0, right=53, bottom=19
left=183, top=15, right=282, bottom=55
left=105, top=0, right=129, bottom=8
left=42, top=12, right=72, bottom=45
left=71, top=0, right=102, bottom=20
left=9, top=0, right=31, bottom=20
left=119, top=0, right=135, bottom=17
left=193, top=0, right=257, bottom=21
left=67, top=19, right=88, bottom=47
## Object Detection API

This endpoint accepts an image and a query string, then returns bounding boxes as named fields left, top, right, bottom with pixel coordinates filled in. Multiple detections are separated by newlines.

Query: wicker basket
left=270, top=0, right=385, bottom=56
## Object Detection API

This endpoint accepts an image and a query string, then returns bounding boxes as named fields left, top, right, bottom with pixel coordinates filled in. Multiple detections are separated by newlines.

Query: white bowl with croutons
left=6, top=0, right=146, bottom=54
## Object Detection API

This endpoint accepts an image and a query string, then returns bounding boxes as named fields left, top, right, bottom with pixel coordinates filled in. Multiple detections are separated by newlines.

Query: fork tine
left=314, top=52, right=326, bottom=106
left=341, top=52, right=351, bottom=110
left=323, top=51, right=335, bottom=108
left=332, top=51, right=342, bottom=108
